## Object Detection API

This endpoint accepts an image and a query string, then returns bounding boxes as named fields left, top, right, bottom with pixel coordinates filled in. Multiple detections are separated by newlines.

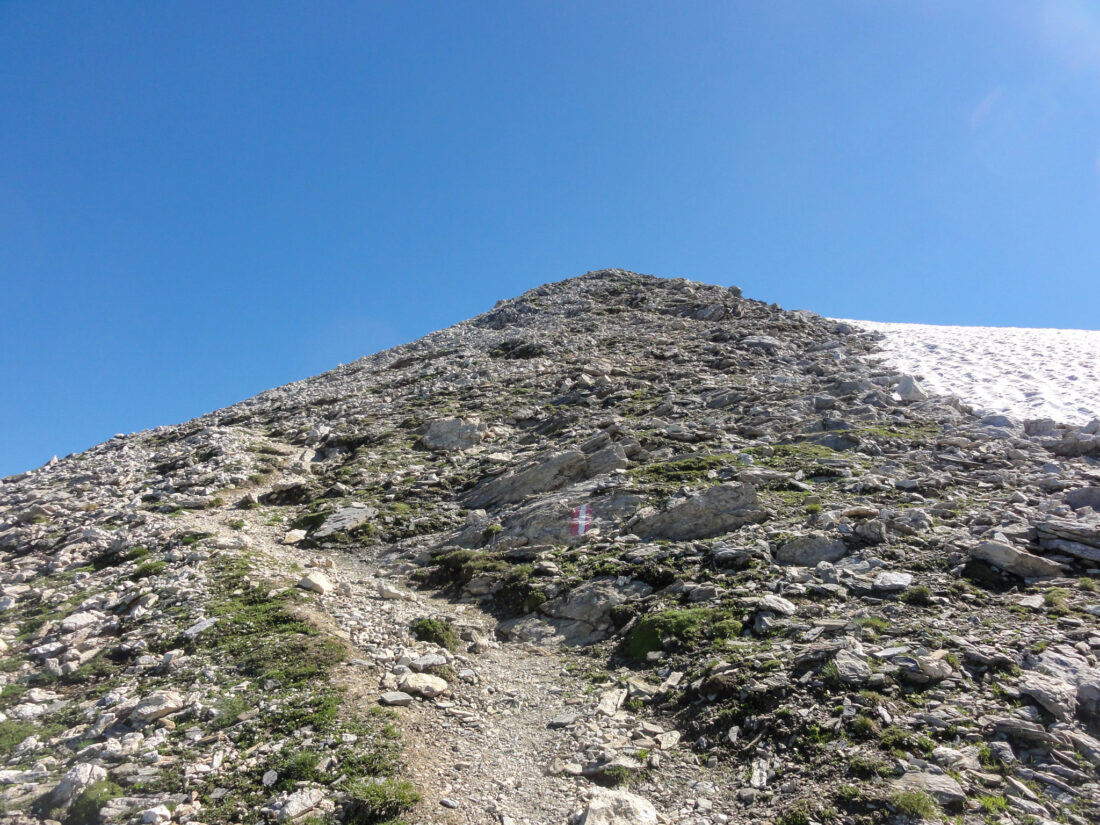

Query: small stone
left=549, top=712, right=578, bottom=729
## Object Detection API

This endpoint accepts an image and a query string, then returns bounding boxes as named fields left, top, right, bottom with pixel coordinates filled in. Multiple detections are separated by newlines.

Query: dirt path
left=184, top=508, right=606, bottom=824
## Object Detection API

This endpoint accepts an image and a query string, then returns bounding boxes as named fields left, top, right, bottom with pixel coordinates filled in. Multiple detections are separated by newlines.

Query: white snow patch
left=837, top=320, right=1100, bottom=426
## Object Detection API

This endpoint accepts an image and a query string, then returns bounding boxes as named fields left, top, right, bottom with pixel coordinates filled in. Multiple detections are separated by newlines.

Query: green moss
left=342, top=778, right=420, bottom=825
left=848, top=754, right=894, bottom=779
left=66, top=780, right=125, bottom=825
left=978, top=794, right=1008, bottom=814
left=775, top=807, right=811, bottom=825
left=629, top=453, right=739, bottom=484
left=902, top=585, right=933, bottom=606
left=195, top=558, right=346, bottom=686
left=1043, top=587, right=1071, bottom=609
left=0, top=720, right=39, bottom=753
left=63, top=651, right=117, bottom=684
left=131, top=560, right=167, bottom=580
left=91, top=544, right=148, bottom=570
left=848, top=714, right=879, bottom=739
left=880, top=725, right=935, bottom=757
left=889, top=790, right=938, bottom=819
left=290, top=510, right=330, bottom=532
left=409, top=617, right=461, bottom=651
left=625, top=607, right=742, bottom=661
left=854, top=616, right=889, bottom=633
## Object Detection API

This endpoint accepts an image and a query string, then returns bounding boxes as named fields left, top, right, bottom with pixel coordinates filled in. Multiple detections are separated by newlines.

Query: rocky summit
left=2, top=269, right=1099, bottom=825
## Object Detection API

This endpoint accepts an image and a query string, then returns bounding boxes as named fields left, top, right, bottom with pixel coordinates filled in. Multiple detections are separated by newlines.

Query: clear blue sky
left=3, top=1, right=1100, bottom=476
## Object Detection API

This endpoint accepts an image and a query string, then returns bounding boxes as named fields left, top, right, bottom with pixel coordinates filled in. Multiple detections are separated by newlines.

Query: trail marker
left=569, top=504, right=593, bottom=536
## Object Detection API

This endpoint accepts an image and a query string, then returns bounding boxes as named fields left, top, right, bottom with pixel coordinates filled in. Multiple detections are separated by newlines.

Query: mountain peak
left=2, top=270, right=1099, bottom=824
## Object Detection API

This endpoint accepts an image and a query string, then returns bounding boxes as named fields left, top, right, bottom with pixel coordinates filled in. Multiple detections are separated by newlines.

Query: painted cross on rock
left=569, top=503, right=593, bottom=536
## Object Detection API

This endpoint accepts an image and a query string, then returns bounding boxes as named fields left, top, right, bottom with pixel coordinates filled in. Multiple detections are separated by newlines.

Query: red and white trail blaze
left=569, top=504, right=593, bottom=536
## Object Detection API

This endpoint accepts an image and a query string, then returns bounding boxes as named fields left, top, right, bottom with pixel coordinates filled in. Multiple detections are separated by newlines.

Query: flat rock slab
left=892, top=770, right=965, bottom=807
left=970, top=540, right=1062, bottom=578
left=312, top=506, right=377, bottom=539
left=872, top=571, right=913, bottom=592
left=633, top=483, right=765, bottom=541
left=378, top=691, right=414, bottom=707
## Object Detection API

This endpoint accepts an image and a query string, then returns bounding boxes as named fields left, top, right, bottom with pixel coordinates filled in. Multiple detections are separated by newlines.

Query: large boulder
left=464, top=450, right=588, bottom=509
left=422, top=417, right=487, bottom=451
left=580, top=789, right=658, bottom=825
left=632, top=483, right=765, bottom=540
left=1035, top=646, right=1100, bottom=727
left=498, top=487, right=645, bottom=546
left=777, top=533, right=847, bottom=566
left=1018, top=671, right=1078, bottom=722
left=499, top=577, right=652, bottom=646
left=969, top=540, right=1062, bottom=579
left=51, top=763, right=107, bottom=807
left=129, top=691, right=186, bottom=726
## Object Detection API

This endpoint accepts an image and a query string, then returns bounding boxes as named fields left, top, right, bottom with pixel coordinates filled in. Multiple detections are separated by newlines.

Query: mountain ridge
left=2, top=269, right=1099, bottom=825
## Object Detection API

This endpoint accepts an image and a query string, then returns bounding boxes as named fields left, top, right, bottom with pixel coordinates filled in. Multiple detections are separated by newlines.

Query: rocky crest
left=2, top=269, right=1099, bottom=825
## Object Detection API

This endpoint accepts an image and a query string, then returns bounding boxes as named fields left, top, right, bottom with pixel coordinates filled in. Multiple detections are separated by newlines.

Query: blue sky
left=2, top=1, right=1100, bottom=476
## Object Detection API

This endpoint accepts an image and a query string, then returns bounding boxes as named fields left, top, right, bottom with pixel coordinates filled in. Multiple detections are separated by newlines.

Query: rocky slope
left=2, top=269, right=1099, bottom=825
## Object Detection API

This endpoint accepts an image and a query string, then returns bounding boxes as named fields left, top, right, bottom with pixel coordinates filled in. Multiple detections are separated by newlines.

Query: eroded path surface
left=183, top=505, right=722, bottom=825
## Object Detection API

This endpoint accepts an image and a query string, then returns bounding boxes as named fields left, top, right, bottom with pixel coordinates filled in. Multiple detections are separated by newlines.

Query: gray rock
left=632, top=483, right=765, bottom=541
left=52, top=762, right=108, bottom=807
left=893, top=375, right=927, bottom=402
left=130, top=691, right=185, bottom=725
left=296, top=571, right=334, bottom=595
left=891, top=770, right=965, bottom=807
left=777, top=533, right=847, bottom=566
left=464, top=450, right=588, bottom=509
left=833, top=649, right=872, bottom=686
left=275, top=788, right=326, bottom=823
left=1036, top=646, right=1100, bottom=725
left=872, top=571, right=913, bottom=592
left=1018, top=672, right=1077, bottom=722
left=580, top=789, right=657, bottom=825
left=969, top=540, right=1063, bottom=579
left=507, top=577, right=654, bottom=646
left=1064, top=487, right=1100, bottom=511
left=379, top=691, right=414, bottom=707
left=586, top=443, right=629, bottom=476
left=398, top=673, right=448, bottom=699
left=422, top=417, right=487, bottom=451
left=312, top=505, right=377, bottom=539
left=757, top=594, right=796, bottom=616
